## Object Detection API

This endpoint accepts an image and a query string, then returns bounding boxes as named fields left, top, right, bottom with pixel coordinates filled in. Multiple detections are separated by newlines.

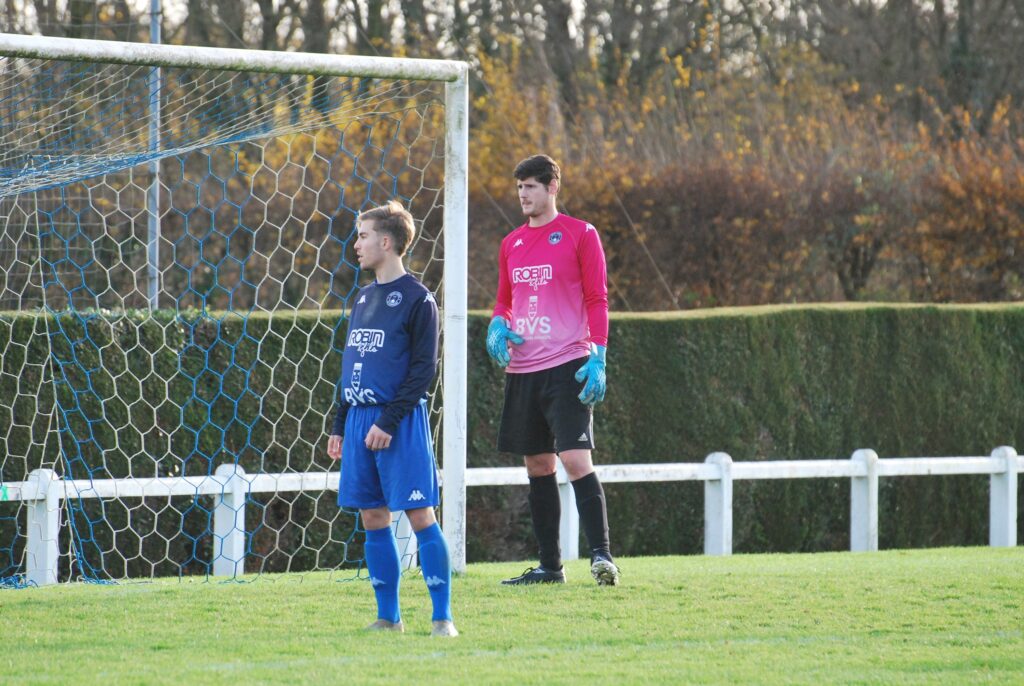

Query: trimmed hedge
left=2, top=304, right=1023, bottom=576
left=466, top=304, right=1024, bottom=559
left=0, top=310, right=352, bottom=578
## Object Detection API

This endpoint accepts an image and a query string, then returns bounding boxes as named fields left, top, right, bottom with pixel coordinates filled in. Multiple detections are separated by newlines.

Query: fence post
left=850, top=449, right=879, bottom=552
left=989, top=446, right=1018, bottom=548
left=704, top=452, right=733, bottom=556
left=26, top=468, right=60, bottom=586
left=556, top=461, right=579, bottom=561
left=213, top=464, right=247, bottom=577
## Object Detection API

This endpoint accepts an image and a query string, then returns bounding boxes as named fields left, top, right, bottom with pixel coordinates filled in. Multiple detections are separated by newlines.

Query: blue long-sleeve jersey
left=331, top=273, right=439, bottom=437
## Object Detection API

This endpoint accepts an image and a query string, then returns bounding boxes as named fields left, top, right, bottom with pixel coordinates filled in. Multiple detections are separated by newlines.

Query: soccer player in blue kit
left=327, top=201, right=457, bottom=638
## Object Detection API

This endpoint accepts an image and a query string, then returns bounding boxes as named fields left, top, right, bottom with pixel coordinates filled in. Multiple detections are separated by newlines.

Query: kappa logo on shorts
left=408, top=489, right=426, bottom=502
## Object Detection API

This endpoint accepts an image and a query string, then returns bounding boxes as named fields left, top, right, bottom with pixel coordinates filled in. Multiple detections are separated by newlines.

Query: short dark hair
left=358, top=200, right=415, bottom=256
left=513, top=154, right=561, bottom=186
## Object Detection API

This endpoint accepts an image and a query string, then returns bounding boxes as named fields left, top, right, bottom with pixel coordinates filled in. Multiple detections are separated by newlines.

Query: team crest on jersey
left=511, top=264, right=553, bottom=290
left=548, top=231, right=562, bottom=244
left=347, top=328, right=385, bottom=356
left=386, top=291, right=403, bottom=307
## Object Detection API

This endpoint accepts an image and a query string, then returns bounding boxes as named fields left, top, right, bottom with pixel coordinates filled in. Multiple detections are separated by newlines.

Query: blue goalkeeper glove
left=486, top=316, right=523, bottom=368
left=575, top=344, right=607, bottom=405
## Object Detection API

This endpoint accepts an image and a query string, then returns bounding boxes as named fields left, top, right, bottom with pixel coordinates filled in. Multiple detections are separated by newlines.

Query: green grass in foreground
left=2, top=547, right=1022, bottom=685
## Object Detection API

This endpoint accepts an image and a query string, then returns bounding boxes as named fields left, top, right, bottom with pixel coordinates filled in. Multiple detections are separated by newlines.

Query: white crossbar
left=0, top=32, right=466, bottom=81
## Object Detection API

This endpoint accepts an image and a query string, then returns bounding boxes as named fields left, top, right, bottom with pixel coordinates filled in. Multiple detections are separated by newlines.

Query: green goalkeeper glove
left=575, top=344, right=607, bottom=405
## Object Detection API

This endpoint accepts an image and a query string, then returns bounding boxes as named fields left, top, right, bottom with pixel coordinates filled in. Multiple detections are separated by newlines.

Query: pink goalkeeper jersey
left=492, top=213, right=609, bottom=374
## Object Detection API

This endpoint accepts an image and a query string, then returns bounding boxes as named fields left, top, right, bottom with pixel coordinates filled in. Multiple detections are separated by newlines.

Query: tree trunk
left=541, top=0, right=579, bottom=112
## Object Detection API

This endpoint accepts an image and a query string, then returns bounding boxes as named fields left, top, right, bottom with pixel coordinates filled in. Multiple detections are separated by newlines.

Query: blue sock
left=415, top=523, right=453, bottom=622
left=364, top=526, right=401, bottom=623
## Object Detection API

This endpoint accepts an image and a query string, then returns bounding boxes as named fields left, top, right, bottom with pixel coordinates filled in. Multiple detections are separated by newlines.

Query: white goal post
left=0, top=33, right=471, bottom=577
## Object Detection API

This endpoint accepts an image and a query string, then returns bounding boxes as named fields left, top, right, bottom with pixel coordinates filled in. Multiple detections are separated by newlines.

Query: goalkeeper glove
left=575, top=344, right=607, bottom=405
left=486, top=316, right=523, bottom=368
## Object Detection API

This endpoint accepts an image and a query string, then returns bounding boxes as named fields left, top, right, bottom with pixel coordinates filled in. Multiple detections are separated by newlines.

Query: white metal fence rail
left=7, top=447, right=1019, bottom=586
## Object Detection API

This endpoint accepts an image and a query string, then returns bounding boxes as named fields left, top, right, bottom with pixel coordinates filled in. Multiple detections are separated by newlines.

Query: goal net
left=0, top=34, right=468, bottom=586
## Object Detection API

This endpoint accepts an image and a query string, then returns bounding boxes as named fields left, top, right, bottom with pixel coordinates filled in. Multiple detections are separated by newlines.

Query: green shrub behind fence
left=2, top=304, right=1022, bottom=575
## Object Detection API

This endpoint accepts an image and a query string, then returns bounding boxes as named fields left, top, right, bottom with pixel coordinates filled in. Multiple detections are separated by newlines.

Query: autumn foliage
left=466, top=43, right=1024, bottom=311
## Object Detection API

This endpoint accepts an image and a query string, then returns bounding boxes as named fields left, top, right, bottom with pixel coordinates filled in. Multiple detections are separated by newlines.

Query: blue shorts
left=337, top=401, right=440, bottom=512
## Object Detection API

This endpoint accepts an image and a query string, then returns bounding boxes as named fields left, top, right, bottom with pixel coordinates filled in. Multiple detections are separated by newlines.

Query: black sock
left=572, top=472, right=610, bottom=557
left=528, top=473, right=562, bottom=570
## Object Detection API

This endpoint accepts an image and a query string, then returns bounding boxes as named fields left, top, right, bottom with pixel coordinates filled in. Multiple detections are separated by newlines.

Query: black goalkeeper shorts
left=497, top=356, right=595, bottom=456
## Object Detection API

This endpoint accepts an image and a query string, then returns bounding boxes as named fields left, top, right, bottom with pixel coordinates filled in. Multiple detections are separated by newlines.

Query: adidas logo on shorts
left=408, top=489, right=426, bottom=502
left=578, top=432, right=588, bottom=442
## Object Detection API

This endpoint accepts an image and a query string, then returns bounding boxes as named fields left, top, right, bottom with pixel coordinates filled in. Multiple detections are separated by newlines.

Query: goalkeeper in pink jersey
left=488, top=154, right=619, bottom=586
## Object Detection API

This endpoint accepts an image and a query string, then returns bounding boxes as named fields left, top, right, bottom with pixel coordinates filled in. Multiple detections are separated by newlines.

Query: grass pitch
left=3, top=547, right=1022, bottom=685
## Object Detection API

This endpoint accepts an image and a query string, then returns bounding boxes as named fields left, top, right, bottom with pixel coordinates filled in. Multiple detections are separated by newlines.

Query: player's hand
left=327, top=434, right=342, bottom=461
left=574, top=344, right=607, bottom=406
left=486, top=316, right=524, bottom=367
left=365, top=424, right=393, bottom=451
